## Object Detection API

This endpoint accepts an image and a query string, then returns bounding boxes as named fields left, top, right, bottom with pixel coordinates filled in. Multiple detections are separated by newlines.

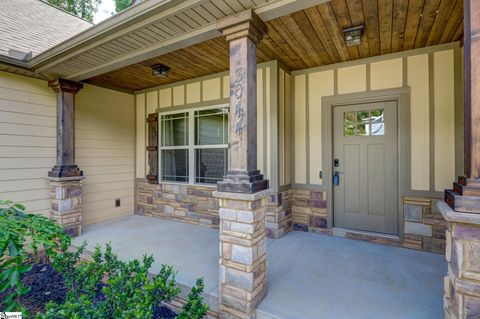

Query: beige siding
left=308, top=70, right=334, bottom=185
left=294, top=74, right=307, bottom=184
left=0, top=72, right=135, bottom=224
left=434, top=50, right=455, bottom=191
left=408, top=54, right=430, bottom=190
left=292, top=44, right=461, bottom=193
left=76, top=85, right=135, bottom=225
left=0, top=72, right=56, bottom=216
left=135, top=94, right=146, bottom=178
left=134, top=62, right=278, bottom=189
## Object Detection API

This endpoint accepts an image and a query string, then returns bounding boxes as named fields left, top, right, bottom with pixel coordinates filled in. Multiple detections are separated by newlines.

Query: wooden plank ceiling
left=86, top=0, right=464, bottom=92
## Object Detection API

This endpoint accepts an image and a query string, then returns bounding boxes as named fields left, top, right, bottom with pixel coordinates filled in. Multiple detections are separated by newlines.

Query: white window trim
left=158, top=103, right=229, bottom=186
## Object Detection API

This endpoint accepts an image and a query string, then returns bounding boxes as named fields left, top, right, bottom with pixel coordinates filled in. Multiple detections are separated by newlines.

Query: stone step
left=457, top=176, right=480, bottom=187
left=453, top=182, right=480, bottom=196
left=445, top=189, right=480, bottom=214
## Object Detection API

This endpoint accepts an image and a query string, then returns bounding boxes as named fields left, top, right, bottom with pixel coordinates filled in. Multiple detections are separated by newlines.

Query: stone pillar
left=439, top=202, right=480, bottom=318
left=48, top=176, right=83, bottom=237
left=214, top=10, right=270, bottom=319
left=47, top=79, right=84, bottom=236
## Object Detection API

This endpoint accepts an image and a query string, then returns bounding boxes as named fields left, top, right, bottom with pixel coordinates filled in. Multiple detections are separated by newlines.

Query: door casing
left=321, top=88, right=411, bottom=238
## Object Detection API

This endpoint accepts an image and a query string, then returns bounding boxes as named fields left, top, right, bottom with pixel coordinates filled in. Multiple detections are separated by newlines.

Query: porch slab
left=73, top=215, right=220, bottom=310
left=73, top=215, right=446, bottom=318
left=258, top=231, right=446, bottom=319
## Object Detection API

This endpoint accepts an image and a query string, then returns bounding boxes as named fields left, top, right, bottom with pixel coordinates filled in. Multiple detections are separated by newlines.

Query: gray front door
left=333, top=101, right=398, bottom=235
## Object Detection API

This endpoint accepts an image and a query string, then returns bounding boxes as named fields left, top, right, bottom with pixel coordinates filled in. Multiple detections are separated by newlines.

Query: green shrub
left=41, top=243, right=209, bottom=319
left=0, top=199, right=70, bottom=313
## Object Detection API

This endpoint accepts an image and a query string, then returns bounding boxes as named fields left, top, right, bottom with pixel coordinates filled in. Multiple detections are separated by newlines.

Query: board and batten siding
left=135, top=61, right=281, bottom=190
left=292, top=43, right=462, bottom=193
left=0, top=71, right=135, bottom=224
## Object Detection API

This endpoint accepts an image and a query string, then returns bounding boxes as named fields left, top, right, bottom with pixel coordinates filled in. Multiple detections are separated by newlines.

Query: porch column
left=213, top=10, right=271, bottom=319
left=47, top=79, right=84, bottom=237
left=441, top=1, right=480, bottom=318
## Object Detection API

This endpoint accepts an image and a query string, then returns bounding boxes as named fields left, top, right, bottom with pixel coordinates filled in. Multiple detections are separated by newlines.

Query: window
left=344, top=109, right=384, bottom=136
left=159, top=106, right=228, bottom=185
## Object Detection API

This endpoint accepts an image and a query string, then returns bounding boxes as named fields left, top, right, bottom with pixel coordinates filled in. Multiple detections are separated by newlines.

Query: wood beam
left=48, top=78, right=83, bottom=178
left=464, top=0, right=480, bottom=178
left=216, top=9, right=269, bottom=194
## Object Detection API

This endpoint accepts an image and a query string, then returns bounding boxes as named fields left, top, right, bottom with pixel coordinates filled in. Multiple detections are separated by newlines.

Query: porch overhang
left=3, top=0, right=330, bottom=85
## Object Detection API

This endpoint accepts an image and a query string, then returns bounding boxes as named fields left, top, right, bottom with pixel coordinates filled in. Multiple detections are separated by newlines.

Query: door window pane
left=195, top=149, right=227, bottom=184
left=161, top=149, right=189, bottom=182
left=343, top=109, right=385, bottom=136
left=195, top=107, right=228, bottom=145
left=161, top=112, right=188, bottom=146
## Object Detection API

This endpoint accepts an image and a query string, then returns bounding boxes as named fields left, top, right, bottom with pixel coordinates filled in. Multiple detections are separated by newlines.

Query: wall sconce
left=151, top=64, right=170, bottom=77
left=343, top=25, right=364, bottom=47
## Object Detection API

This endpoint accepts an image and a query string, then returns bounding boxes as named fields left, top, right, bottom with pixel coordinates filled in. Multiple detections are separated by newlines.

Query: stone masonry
left=213, top=189, right=270, bottom=319
left=290, top=188, right=446, bottom=254
left=439, top=202, right=480, bottom=319
left=136, top=181, right=220, bottom=228
left=265, top=189, right=292, bottom=239
left=48, top=176, right=83, bottom=237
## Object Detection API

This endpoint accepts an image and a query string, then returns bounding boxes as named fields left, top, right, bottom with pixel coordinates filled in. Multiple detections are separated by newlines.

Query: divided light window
left=159, top=106, right=228, bottom=185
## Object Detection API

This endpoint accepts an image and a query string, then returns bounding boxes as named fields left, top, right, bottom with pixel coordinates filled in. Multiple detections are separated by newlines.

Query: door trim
left=321, top=88, right=411, bottom=238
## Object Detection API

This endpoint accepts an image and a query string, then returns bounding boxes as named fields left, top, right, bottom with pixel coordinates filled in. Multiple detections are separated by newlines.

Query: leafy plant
left=0, top=200, right=70, bottom=313
left=40, top=243, right=208, bottom=319
left=46, top=0, right=101, bottom=23
left=176, top=278, right=209, bottom=319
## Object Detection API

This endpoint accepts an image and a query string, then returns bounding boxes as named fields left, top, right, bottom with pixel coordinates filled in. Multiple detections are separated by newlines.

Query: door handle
left=333, top=171, right=341, bottom=186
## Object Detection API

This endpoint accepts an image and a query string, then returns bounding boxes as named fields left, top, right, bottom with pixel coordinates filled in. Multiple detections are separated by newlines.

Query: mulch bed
left=0, top=260, right=177, bottom=318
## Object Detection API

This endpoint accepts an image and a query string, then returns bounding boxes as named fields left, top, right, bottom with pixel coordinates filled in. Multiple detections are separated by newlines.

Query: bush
left=40, top=243, right=209, bottom=319
left=0, top=200, right=70, bottom=313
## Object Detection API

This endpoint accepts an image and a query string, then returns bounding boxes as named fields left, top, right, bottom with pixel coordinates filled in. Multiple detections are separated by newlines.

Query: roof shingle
left=0, top=0, right=93, bottom=59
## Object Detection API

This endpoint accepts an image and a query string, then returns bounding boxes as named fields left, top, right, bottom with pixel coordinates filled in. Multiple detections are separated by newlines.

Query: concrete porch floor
left=73, top=215, right=446, bottom=319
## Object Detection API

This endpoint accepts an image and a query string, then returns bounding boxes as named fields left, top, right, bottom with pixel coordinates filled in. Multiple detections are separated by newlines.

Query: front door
left=333, top=101, right=398, bottom=235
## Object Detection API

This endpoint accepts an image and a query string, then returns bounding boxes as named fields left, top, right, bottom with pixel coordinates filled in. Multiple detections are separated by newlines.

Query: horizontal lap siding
left=0, top=71, right=56, bottom=217
left=76, top=85, right=135, bottom=225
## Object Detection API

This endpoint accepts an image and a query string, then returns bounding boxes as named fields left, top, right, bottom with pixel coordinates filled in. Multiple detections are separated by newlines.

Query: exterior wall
left=289, top=43, right=461, bottom=252
left=134, top=61, right=285, bottom=234
left=136, top=181, right=219, bottom=227
left=0, top=72, right=56, bottom=216
left=0, top=71, right=135, bottom=225
left=76, top=85, right=135, bottom=225
left=290, top=188, right=445, bottom=253
left=292, top=43, right=462, bottom=191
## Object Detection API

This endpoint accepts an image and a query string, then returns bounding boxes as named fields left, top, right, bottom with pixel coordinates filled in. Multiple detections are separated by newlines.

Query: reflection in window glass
left=161, top=149, right=189, bottom=182
left=195, top=108, right=228, bottom=145
left=161, top=113, right=188, bottom=146
left=343, top=108, right=385, bottom=136
left=195, top=149, right=227, bottom=184
left=344, top=111, right=356, bottom=136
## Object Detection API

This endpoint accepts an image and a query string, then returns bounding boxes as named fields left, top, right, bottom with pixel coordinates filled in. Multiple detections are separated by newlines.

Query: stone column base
left=213, top=189, right=272, bottom=319
left=438, top=201, right=480, bottom=319
left=47, top=176, right=83, bottom=237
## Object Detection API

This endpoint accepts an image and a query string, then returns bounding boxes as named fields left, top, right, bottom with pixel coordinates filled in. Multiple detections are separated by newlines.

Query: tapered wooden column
left=213, top=10, right=272, bottom=319
left=217, top=9, right=268, bottom=194
left=48, top=78, right=83, bottom=178
left=441, top=2, right=480, bottom=318
left=47, top=79, right=84, bottom=236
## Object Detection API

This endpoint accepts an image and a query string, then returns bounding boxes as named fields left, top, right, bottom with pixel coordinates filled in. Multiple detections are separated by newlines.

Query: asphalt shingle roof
left=0, top=0, right=93, bottom=59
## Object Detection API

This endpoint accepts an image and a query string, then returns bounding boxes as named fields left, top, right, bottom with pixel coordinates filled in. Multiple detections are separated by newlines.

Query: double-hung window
left=159, top=105, right=229, bottom=185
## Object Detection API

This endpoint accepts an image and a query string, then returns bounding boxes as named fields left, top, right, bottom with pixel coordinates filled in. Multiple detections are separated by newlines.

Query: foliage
left=39, top=243, right=208, bottom=318
left=0, top=200, right=70, bottom=313
left=114, top=0, right=131, bottom=13
left=176, top=278, right=209, bottom=319
left=46, top=0, right=102, bottom=23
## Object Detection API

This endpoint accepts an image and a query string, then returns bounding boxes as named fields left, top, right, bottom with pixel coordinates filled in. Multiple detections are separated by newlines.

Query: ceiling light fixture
left=343, top=25, right=364, bottom=47
left=151, top=64, right=170, bottom=77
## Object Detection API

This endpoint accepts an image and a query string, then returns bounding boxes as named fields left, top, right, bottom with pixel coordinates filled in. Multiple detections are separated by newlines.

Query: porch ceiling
left=86, top=0, right=464, bottom=92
